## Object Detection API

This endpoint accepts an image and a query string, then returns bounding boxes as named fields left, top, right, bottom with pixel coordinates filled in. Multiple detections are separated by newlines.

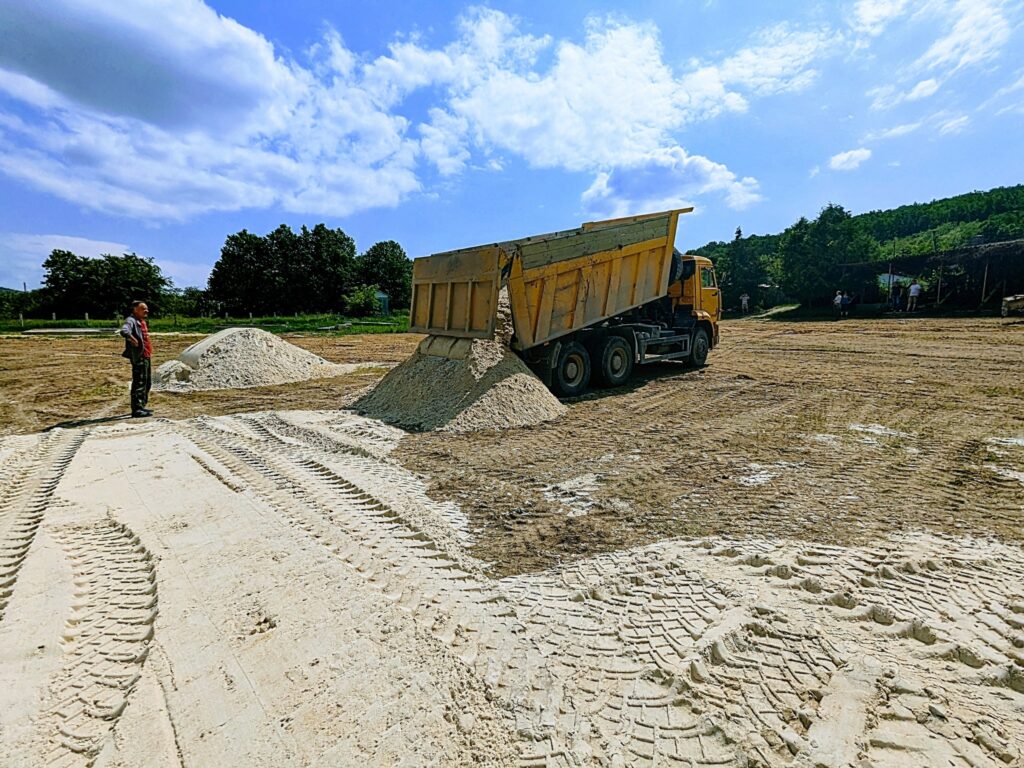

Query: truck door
left=700, top=265, right=721, bottom=321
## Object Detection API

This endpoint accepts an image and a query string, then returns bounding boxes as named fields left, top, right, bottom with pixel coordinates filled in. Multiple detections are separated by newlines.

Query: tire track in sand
left=40, top=518, right=157, bottom=767
left=178, top=416, right=750, bottom=767
left=0, top=430, right=86, bottom=623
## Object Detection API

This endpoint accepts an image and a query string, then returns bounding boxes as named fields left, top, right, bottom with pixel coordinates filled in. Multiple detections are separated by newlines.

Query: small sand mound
left=154, top=327, right=357, bottom=392
left=354, top=335, right=565, bottom=433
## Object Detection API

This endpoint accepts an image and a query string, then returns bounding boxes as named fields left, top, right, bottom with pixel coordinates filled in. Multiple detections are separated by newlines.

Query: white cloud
left=864, top=0, right=1017, bottom=112
left=850, top=0, right=910, bottom=35
left=829, top=148, right=872, bottom=170
left=581, top=148, right=761, bottom=217
left=937, top=114, right=970, bottom=134
left=712, top=23, right=837, bottom=96
left=864, top=121, right=922, bottom=140
left=906, top=78, right=939, bottom=100
left=0, top=234, right=130, bottom=288
left=0, top=3, right=837, bottom=222
left=917, top=0, right=1013, bottom=74
left=868, top=78, right=940, bottom=110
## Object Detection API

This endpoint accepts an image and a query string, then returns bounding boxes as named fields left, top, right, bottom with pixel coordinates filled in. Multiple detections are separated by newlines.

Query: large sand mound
left=154, top=327, right=357, bottom=392
left=354, top=335, right=566, bottom=432
left=356, top=289, right=565, bottom=432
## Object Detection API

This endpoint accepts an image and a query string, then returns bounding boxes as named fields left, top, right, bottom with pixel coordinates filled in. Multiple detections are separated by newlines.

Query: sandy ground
left=0, top=332, right=422, bottom=435
left=0, top=318, right=1022, bottom=766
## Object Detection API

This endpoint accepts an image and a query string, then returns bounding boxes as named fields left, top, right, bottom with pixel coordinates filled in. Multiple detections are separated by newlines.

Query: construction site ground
left=1, top=317, right=1022, bottom=767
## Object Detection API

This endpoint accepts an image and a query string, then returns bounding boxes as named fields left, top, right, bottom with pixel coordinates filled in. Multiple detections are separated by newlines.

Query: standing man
left=907, top=279, right=922, bottom=312
left=739, top=292, right=750, bottom=314
left=120, top=301, right=153, bottom=418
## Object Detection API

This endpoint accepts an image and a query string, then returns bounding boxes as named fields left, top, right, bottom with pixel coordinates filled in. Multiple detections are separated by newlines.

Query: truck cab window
left=701, top=268, right=716, bottom=288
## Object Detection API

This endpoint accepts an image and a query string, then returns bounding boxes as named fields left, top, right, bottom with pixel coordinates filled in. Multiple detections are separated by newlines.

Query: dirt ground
left=2, top=320, right=1022, bottom=576
left=0, top=332, right=422, bottom=435
left=399, top=316, right=1024, bottom=574
left=1, top=318, right=1022, bottom=767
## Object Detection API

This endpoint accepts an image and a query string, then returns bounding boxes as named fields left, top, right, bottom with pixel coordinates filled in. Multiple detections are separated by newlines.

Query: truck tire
left=596, top=336, right=633, bottom=387
left=552, top=340, right=591, bottom=396
left=690, top=328, right=710, bottom=367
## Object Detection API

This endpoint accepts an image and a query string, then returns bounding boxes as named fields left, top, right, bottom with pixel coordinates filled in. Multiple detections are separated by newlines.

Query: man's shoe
left=132, top=410, right=151, bottom=418
left=140, top=408, right=153, bottom=416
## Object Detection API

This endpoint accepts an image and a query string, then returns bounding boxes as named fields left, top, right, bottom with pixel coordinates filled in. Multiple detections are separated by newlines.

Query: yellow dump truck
left=410, top=208, right=720, bottom=395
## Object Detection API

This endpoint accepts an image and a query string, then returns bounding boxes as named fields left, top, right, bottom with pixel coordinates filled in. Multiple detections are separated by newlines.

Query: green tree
left=301, top=224, right=357, bottom=311
left=207, top=224, right=358, bottom=314
left=775, top=204, right=874, bottom=305
left=40, top=250, right=170, bottom=318
left=208, top=229, right=276, bottom=314
left=357, top=240, right=412, bottom=309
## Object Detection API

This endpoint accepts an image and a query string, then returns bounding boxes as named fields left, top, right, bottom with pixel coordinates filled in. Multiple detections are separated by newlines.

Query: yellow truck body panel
left=409, top=245, right=501, bottom=339
left=409, top=208, right=692, bottom=350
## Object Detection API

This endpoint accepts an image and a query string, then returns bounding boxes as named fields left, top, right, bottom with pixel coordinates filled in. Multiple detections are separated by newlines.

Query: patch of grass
left=0, top=313, right=411, bottom=335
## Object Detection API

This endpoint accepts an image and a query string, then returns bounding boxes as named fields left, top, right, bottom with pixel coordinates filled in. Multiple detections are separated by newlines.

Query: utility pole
left=980, top=259, right=990, bottom=307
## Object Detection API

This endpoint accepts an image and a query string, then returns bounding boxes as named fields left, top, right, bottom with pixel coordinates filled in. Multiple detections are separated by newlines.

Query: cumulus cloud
left=0, top=3, right=837, bottom=220
left=581, top=148, right=761, bottom=218
left=829, top=148, right=872, bottom=170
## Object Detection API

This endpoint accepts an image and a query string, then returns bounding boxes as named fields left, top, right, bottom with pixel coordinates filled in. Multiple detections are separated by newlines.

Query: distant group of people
left=832, top=278, right=923, bottom=319
left=889, top=278, right=922, bottom=312
left=832, top=290, right=857, bottom=318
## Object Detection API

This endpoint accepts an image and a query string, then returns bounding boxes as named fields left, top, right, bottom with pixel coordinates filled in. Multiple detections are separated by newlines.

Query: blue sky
left=1, top=0, right=1022, bottom=290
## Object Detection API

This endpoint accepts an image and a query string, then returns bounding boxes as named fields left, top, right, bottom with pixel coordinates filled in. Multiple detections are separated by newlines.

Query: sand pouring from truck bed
left=153, top=327, right=367, bottom=392
left=354, top=335, right=566, bottom=432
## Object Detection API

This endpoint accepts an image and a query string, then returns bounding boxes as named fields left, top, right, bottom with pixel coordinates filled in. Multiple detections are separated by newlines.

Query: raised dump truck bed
left=410, top=209, right=690, bottom=351
left=410, top=208, right=721, bottom=396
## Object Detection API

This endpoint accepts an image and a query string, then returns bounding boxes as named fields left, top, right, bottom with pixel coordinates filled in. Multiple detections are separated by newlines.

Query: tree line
left=0, top=223, right=413, bottom=319
left=693, top=184, right=1024, bottom=309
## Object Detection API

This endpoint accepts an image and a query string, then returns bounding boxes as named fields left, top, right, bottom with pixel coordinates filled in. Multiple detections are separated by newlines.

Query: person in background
left=119, top=300, right=153, bottom=418
left=833, top=290, right=843, bottom=318
left=891, top=283, right=903, bottom=312
left=739, top=292, right=750, bottom=314
left=907, top=279, right=922, bottom=312
left=840, top=291, right=851, bottom=318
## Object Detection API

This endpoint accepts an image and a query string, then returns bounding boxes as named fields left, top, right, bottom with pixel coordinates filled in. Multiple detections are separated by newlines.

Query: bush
left=343, top=284, right=382, bottom=316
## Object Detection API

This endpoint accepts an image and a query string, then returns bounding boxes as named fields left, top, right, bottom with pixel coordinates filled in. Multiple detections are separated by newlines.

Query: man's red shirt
left=140, top=319, right=153, bottom=359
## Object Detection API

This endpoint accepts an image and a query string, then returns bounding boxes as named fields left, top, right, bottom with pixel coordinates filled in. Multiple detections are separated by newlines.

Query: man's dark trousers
left=131, top=358, right=151, bottom=412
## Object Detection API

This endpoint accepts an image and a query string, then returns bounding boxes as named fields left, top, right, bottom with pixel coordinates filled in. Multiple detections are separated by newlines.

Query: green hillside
left=693, top=184, right=1024, bottom=309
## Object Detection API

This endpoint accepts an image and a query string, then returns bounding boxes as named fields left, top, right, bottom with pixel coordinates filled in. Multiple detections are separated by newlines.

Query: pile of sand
left=154, top=327, right=356, bottom=392
left=354, top=298, right=565, bottom=432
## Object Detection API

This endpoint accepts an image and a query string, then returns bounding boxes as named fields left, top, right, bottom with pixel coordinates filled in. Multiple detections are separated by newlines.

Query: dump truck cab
left=409, top=209, right=721, bottom=397
left=670, top=253, right=721, bottom=346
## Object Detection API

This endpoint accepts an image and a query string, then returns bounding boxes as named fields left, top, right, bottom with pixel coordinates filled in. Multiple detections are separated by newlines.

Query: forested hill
left=694, top=183, right=1024, bottom=260
left=691, top=184, right=1024, bottom=309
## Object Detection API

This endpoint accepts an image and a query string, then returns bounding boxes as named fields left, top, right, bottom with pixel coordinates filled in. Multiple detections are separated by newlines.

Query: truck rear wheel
left=690, top=328, right=710, bottom=367
left=552, top=340, right=591, bottom=397
left=596, top=336, right=633, bottom=387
